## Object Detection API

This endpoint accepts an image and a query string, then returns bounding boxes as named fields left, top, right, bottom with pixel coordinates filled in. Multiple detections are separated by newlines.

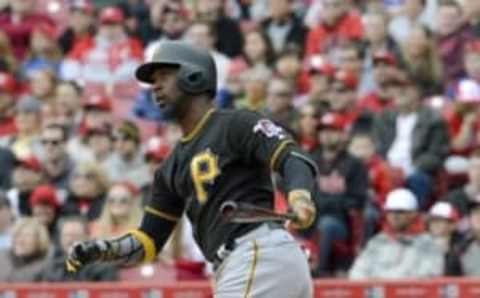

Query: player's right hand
left=65, top=240, right=107, bottom=273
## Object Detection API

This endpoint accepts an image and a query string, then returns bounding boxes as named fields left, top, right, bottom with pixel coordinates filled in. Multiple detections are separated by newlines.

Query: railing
left=2, top=278, right=480, bottom=298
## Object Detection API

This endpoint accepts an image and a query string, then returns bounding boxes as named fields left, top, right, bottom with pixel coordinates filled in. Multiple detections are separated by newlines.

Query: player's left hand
left=286, top=189, right=316, bottom=230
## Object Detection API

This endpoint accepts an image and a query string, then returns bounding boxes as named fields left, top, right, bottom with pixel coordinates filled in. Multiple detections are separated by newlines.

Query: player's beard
left=159, top=95, right=189, bottom=122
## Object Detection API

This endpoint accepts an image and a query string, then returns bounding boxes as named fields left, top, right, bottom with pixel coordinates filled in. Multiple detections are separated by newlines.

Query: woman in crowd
left=0, top=217, right=50, bottom=282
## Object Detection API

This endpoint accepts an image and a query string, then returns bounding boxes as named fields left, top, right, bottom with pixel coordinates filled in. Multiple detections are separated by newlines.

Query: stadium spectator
left=426, top=201, right=464, bottom=276
left=348, top=132, right=394, bottom=243
left=0, top=194, right=13, bottom=249
left=327, top=69, right=359, bottom=129
left=330, top=42, right=364, bottom=86
left=141, top=136, right=170, bottom=205
left=261, top=0, right=306, bottom=57
left=89, top=182, right=142, bottom=238
left=117, top=0, right=150, bottom=42
left=359, top=10, right=401, bottom=95
left=0, top=0, right=54, bottom=60
left=458, top=200, right=480, bottom=276
left=20, top=22, right=62, bottom=78
left=400, top=25, right=443, bottom=96
left=84, top=124, right=113, bottom=166
left=296, top=103, right=321, bottom=153
left=301, top=55, right=335, bottom=109
left=305, top=0, right=363, bottom=56
left=195, top=0, right=243, bottom=58
left=59, top=6, right=143, bottom=87
left=349, top=188, right=444, bottom=279
left=0, top=72, right=18, bottom=137
left=240, top=29, right=275, bottom=74
left=356, top=50, right=398, bottom=115
left=0, top=31, right=18, bottom=72
left=235, top=67, right=271, bottom=111
left=0, top=217, right=50, bottom=282
left=462, top=0, right=480, bottom=37
left=183, top=21, right=231, bottom=91
left=40, top=124, right=73, bottom=191
left=388, top=0, right=432, bottom=44
left=57, top=0, right=95, bottom=55
left=37, top=216, right=118, bottom=282
left=435, top=0, right=473, bottom=82
left=274, top=49, right=303, bottom=93
left=29, top=185, right=61, bottom=240
left=61, top=162, right=108, bottom=221
left=103, top=120, right=149, bottom=188
left=373, top=78, right=449, bottom=209
left=444, top=150, right=480, bottom=217
left=54, top=81, right=83, bottom=134
left=28, top=69, right=57, bottom=104
left=263, top=77, right=298, bottom=133
left=7, top=155, right=44, bottom=216
left=311, top=112, right=368, bottom=277
left=0, top=96, right=43, bottom=158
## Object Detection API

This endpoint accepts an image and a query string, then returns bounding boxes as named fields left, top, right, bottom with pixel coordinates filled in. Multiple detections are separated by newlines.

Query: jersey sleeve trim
left=270, top=139, right=294, bottom=170
left=180, top=108, right=215, bottom=143
left=145, top=206, right=180, bottom=222
left=128, top=229, right=157, bottom=263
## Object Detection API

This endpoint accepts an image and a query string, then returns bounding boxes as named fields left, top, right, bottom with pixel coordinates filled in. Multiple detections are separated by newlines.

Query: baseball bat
left=220, top=201, right=297, bottom=223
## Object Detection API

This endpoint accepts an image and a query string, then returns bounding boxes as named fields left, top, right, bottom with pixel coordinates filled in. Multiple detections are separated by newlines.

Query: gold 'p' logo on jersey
left=190, top=149, right=220, bottom=204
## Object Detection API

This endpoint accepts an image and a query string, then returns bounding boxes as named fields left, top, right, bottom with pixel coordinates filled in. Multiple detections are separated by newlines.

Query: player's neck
left=178, top=99, right=213, bottom=138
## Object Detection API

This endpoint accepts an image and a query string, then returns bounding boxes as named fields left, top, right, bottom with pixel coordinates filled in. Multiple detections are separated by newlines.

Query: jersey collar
left=181, top=108, right=215, bottom=143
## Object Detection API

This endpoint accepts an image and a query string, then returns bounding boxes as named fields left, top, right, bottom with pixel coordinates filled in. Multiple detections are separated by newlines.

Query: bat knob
left=220, top=201, right=237, bottom=217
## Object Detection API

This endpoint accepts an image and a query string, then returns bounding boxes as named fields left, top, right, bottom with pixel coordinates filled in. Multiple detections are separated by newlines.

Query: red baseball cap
left=33, top=22, right=57, bottom=40
left=317, top=112, right=346, bottom=131
left=372, top=50, right=396, bottom=66
left=333, top=69, right=358, bottom=90
left=99, top=6, right=125, bottom=24
left=465, top=40, right=480, bottom=53
left=29, top=185, right=59, bottom=209
left=83, top=94, right=112, bottom=111
left=145, top=136, right=170, bottom=162
left=308, top=55, right=335, bottom=78
left=15, top=156, right=42, bottom=172
left=0, top=72, right=16, bottom=94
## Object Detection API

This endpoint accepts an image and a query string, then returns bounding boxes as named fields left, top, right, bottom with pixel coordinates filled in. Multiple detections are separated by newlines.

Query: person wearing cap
left=84, top=124, right=113, bottom=165
left=103, top=120, right=149, bottom=189
left=37, top=215, right=118, bottom=282
left=0, top=96, right=44, bottom=158
left=30, top=184, right=61, bottom=240
left=301, top=55, right=335, bottom=109
left=357, top=50, right=398, bottom=114
left=327, top=69, right=359, bottom=128
left=309, top=112, right=368, bottom=276
left=444, top=150, right=480, bottom=216
left=373, top=74, right=449, bottom=209
left=458, top=200, right=480, bottom=276
left=349, top=188, right=444, bottom=279
left=40, top=123, right=75, bottom=191
left=141, top=136, right=170, bottom=205
left=7, top=155, right=44, bottom=217
left=0, top=72, right=18, bottom=137
left=59, top=6, right=143, bottom=87
left=426, top=201, right=464, bottom=276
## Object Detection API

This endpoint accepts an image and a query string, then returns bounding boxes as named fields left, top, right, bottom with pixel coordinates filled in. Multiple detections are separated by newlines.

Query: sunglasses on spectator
left=74, top=172, right=96, bottom=180
left=270, top=91, right=292, bottom=97
left=41, top=138, right=64, bottom=146
left=107, top=196, right=131, bottom=205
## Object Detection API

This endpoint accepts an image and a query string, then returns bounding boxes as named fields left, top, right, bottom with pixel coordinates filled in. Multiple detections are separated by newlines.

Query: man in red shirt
left=0, top=72, right=17, bottom=137
left=305, top=0, right=363, bottom=56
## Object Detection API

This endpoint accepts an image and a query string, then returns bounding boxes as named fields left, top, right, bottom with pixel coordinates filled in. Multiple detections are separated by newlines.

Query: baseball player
left=66, top=41, right=317, bottom=298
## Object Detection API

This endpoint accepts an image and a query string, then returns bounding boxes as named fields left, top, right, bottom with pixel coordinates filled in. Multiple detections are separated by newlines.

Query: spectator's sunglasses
left=107, top=196, right=131, bottom=205
left=41, top=138, right=64, bottom=146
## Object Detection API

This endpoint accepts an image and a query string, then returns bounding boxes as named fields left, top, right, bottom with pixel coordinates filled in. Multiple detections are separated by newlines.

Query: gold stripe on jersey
left=181, top=108, right=215, bottom=142
left=128, top=229, right=157, bottom=263
left=145, top=206, right=180, bottom=222
left=244, top=241, right=259, bottom=298
left=269, top=139, right=294, bottom=170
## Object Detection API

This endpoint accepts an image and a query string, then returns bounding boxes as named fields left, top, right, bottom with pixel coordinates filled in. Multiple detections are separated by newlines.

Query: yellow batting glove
left=287, top=189, right=316, bottom=229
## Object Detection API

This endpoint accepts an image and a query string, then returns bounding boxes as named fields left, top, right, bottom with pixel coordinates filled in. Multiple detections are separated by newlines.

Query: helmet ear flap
left=177, top=65, right=208, bottom=94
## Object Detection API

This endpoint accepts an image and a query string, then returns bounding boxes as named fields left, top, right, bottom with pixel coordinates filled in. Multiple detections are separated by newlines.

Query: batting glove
left=287, top=189, right=316, bottom=229
left=65, top=240, right=110, bottom=273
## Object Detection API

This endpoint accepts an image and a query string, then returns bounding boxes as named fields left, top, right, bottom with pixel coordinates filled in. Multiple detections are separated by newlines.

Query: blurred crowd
left=0, top=0, right=480, bottom=283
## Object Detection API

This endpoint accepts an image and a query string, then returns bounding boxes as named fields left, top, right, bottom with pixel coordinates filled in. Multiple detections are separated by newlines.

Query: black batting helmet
left=135, top=41, right=217, bottom=97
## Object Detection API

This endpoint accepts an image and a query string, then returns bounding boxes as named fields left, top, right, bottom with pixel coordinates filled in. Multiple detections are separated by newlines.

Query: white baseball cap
left=384, top=188, right=418, bottom=211
left=429, top=202, right=459, bottom=222
left=456, top=79, right=480, bottom=103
